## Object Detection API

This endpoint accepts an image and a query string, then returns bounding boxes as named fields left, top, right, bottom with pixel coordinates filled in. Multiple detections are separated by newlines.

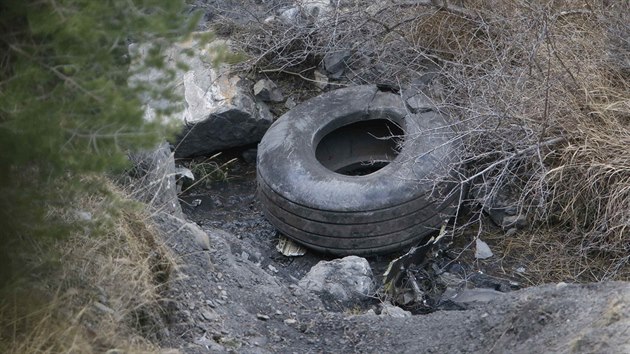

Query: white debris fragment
left=475, top=238, right=494, bottom=259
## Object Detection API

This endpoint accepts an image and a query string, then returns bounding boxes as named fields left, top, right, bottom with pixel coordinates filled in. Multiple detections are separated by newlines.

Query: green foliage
left=0, top=0, right=199, bottom=284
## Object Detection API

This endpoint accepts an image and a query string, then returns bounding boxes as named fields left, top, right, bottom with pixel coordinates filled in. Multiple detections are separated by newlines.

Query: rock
left=182, top=222, right=211, bottom=250
left=284, top=97, right=297, bottom=109
left=278, top=0, right=332, bottom=24
left=130, top=34, right=274, bottom=158
left=175, top=75, right=274, bottom=157
left=402, top=88, right=437, bottom=113
left=256, top=313, right=271, bottom=321
left=299, top=0, right=332, bottom=19
left=298, top=256, right=374, bottom=303
left=313, top=70, right=329, bottom=90
left=443, top=288, right=505, bottom=305
left=194, top=334, right=225, bottom=352
left=75, top=211, right=93, bottom=222
left=254, top=79, right=284, bottom=102
left=323, top=50, right=351, bottom=78
left=201, top=310, right=219, bottom=321
left=475, top=238, right=493, bottom=259
left=470, top=184, right=528, bottom=230
left=501, top=214, right=527, bottom=229
left=505, top=227, right=518, bottom=236
left=94, top=302, right=115, bottom=314
left=284, top=318, right=297, bottom=325
left=278, top=7, right=300, bottom=24
left=380, top=303, right=412, bottom=318
left=128, top=142, right=183, bottom=218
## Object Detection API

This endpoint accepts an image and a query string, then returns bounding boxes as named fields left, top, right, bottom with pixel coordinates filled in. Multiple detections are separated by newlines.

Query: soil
left=152, top=157, right=630, bottom=353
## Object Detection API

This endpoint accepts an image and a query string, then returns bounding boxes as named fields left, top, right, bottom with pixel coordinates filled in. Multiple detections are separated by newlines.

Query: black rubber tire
left=257, top=85, right=461, bottom=255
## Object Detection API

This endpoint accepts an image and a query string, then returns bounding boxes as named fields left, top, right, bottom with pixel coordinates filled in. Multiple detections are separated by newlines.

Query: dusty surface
left=152, top=158, right=630, bottom=353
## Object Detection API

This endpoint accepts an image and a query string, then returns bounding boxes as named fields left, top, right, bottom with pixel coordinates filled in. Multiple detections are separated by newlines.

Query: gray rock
left=201, top=309, right=218, bottom=321
left=279, top=1, right=332, bottom=24
left=313, top=70, right=329, bottom=90
left=323, top=50, right=351, bottom=78
left=128, top=142, right=183, bottom=218
left=175, top=76, right=274, bottom=157
left=256, top=313, right=271, bottom=321
left=475, top=238, right=493, bottom=259
left=380, top=303, right=412, bottom=318
left=130, top=35, right=274, bottom=158
left=180, top=222, right=210, bottom=250
left=254, top=79, right=284, bottom=102
left=284, top=97, right=297, bottom=109
left=278, top=7, right=300, bottom=24
left=502, top=214, right=527, bottom=229
left=298, top=256, right=374, bottom=303
left=94, top=302, right=115, bottom=314
left=402, top=88, right=437, bottom=113
left=443, top=288, right=505, bottom=305
left=471, top=184, right=528, bottom=229
left=301, top=0, right=332, bottom=19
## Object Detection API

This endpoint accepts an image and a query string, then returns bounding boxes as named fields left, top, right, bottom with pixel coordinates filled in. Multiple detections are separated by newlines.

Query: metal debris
left=276, top=235, right=306, bottom=257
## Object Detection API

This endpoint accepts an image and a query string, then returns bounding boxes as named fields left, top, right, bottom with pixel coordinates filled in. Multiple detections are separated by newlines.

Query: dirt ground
left=150, top=158, right=630, bottom=353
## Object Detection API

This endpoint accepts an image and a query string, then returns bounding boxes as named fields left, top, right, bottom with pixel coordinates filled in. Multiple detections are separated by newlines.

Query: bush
left=234, top=0, right=630, bottom=282
left=0, top=0, right=198, bottom=283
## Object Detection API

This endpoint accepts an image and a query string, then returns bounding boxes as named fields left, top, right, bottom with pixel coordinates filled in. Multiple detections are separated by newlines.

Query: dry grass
left=0, top=178, right=174, bottom=353
left=235, top=0, right=630, bottom=283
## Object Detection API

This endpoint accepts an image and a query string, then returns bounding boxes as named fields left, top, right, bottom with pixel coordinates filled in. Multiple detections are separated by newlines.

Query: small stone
left=323, top=50, right=351, bottom=77
left=254, top=79, right=284, bottom=102
left=313, top=70, right=328, bottom=90
left=298, top=256, right=374, bottom=303
left=76, top=211, right=93, bottom=221
left=380, top=303, right=412, bottom=318
left=475, top=238, right=494, bottom=259
left=191, top=199, right=202, bottom=207
left=94, top=302, right=115, bottom=314
left=241, top=251, right=250, bottom=261
left=556, top=282, right=568, bottom=289
left=256, top=313, right=270, bottom=321
left=183, top=222, right=210, bottom=251
left=284, top=318, right=297, bottom=325
left=201, top=309, right=217, bottom=321
left=505, top=228, right=518, bottom=236
left=267, top=264, right=279, bottom=273
left=502, top=214, right=527, bottom=229
left=284, top=97, right=297, bottom=109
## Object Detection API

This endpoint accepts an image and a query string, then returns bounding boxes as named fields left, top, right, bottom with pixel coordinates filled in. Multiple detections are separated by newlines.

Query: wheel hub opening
left=315, top=119, right=404, bottom=176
